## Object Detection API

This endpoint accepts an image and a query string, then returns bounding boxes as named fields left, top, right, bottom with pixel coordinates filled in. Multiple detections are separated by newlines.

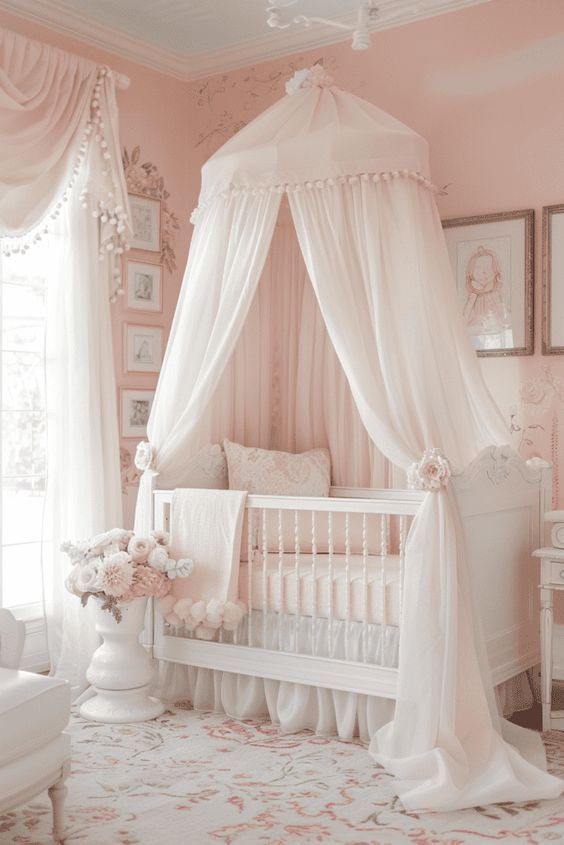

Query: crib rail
left=152, top=487, right=423, bottom=682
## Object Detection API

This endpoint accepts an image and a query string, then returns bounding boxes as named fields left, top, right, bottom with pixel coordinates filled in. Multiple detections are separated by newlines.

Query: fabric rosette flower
left=127, top=535, right=156, bottom=563
left=134, top=441, right=154, bottom=471
left=407, top=448, right=451, bottom=492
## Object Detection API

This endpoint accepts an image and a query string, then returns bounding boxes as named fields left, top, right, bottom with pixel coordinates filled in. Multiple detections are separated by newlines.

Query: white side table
left=533, top=509, right=564, bottom=731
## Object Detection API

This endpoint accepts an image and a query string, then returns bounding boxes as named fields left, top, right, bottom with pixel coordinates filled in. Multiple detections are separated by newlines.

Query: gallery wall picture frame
left=442, top=209, right=534, bottom=357
left=542, top=203, right=564, bottom=354
left=124, top=324, right=163, bottom=374
left=120, top=389, right=155, bottom=438
left=129, top=193, right=162, bottom=252
left=126, top=259, right=162, bottom=312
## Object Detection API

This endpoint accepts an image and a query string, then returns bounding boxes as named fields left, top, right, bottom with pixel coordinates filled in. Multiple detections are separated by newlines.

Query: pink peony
left=151, top=530, right=170, bottom=547
left=98, top=552, right=135, bottom=597
left=129, top=564, right=171, bottom=599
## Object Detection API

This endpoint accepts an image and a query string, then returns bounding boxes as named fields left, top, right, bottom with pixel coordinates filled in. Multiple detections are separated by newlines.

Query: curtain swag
left=0, top=28, right=131, bottom=299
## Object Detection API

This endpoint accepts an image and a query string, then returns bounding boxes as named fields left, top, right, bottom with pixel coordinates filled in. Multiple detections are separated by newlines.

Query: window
left=0, top=242, right=54, bottom=617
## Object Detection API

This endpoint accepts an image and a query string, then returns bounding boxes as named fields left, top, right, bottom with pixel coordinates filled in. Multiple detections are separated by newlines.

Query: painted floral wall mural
left=122, top=146, right=180, bottom=272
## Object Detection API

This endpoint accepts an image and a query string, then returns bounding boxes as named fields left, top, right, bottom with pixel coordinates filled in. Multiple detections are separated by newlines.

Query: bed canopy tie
left=407, top=448, right=452, bottom=492
left=134, top=68, right=563, bottom=810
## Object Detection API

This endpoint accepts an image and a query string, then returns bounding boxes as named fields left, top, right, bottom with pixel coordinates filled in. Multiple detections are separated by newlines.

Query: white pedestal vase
left=80, top=596, right=164, bottom=723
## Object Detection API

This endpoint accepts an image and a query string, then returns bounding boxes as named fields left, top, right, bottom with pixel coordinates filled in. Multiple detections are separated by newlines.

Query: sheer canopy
left=134, top=67, right=562, bottom=810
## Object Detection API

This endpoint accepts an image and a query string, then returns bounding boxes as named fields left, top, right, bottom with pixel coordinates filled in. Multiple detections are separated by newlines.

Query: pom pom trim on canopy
left=189, top=168, right=439, bottom=224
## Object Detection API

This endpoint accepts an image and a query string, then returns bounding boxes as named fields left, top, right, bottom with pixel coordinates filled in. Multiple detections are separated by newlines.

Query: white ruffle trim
left=1, top=65, right=130, bottom=303
left=190, top=169, right=439, bottom=224
left=159, top=596, right=247, bottom=639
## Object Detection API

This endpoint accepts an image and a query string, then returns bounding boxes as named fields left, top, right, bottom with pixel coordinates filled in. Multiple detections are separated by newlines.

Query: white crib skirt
left=155, top=611, right=533, bottom=742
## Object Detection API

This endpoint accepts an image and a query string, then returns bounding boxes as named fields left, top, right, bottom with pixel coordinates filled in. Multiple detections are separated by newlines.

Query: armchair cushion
left=0, top=668, right=70, bottom=767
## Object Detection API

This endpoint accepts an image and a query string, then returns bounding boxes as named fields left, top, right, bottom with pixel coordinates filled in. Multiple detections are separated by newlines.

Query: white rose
left=127, top=536, right=156, bottom=563
left=148, top=546, right=169, bottom=572
left=74, top=561, right=102, bottom=594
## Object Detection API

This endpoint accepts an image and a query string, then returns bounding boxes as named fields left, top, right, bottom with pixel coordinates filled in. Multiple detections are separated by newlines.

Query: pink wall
left=2, top=0, right=564, bottom=525
left=184, top=0, right=564, bottom=504
left=0, top=10, right=192, bottom=525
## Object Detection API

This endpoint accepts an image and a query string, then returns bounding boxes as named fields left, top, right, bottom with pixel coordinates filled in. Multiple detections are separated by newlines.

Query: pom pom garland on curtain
left=0, top=27, right=131, bottom=299
left=134, top=68, right=564, bottom=809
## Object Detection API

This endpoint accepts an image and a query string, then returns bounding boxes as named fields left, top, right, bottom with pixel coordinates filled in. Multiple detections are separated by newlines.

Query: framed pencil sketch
left=121, top=389, right=155, bottom=438
left=542, top=204, right=564, bottom=354
left=129, top=194, right=161, bottom=252
left=442, top=209, right=534, bottom=357
left=126, top=260, right=162, bottom=312
left=124, top=324, right=163, bottom=374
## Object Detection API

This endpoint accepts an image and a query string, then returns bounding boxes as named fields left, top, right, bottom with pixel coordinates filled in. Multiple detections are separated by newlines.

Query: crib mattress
left=239, top=552, right=401, bottom=626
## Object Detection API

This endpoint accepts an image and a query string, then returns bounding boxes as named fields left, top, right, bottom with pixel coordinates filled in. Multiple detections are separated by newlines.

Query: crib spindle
left=399, top=513, right=407, bottom=627
left=345, top=511, right=351, bottom=661
left=247, top=508, right=254, bottom=648
left=311, top=510, right=317, bottom=656
left=362, top=512, right=368, bottom=664
left=294, top=509, right=300, bottom=653
left=262, top=508, right=268, bottom=648
left=328, top=511, right=334, bottom=658
left=379, top=513, right=389, bottom=666
left=278, top=508, right=284, bottom=652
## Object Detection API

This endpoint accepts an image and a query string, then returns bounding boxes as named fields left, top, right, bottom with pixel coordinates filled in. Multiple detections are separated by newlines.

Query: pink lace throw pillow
left=222, top=440, right=331, bottom=497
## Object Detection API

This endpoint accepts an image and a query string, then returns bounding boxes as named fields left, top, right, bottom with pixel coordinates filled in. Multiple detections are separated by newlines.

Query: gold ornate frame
left=442, top=209, right=534, bottom=357
left=542, top=203, right=564, bottom=355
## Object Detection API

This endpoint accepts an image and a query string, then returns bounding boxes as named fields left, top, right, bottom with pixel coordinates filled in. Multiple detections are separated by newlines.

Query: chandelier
left=266, top=0, right=380, bottom=50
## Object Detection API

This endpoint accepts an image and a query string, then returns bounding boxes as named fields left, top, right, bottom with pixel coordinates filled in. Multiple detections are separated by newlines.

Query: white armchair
left=0, top=609, right=71, bottom=842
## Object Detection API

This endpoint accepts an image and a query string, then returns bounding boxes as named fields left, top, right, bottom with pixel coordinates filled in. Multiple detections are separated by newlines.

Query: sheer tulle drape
left=288, top=177, right=562, bottom=809
left=1, top=28, right=127, bottom=693
left=44, top=178, right=122, bottom=693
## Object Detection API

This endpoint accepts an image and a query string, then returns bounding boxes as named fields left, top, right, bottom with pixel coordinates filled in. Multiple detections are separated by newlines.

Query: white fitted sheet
left=239, top=552, right=401, bottom=626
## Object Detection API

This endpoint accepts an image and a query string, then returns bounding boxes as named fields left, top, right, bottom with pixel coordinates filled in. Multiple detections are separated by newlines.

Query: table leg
left=540, top=586, right=554, bottom=731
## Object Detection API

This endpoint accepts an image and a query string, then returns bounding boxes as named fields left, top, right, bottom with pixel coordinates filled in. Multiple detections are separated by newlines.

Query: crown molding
left=0, top=0, right=492, bottom=82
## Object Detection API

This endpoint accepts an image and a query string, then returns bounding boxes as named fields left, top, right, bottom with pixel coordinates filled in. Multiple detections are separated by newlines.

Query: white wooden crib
left=147, top=447, right=550, bottom=705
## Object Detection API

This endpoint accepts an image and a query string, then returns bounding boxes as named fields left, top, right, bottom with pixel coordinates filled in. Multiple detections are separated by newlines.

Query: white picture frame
left=120, top=389, right=155, bottom=438
left=442, top=209, right=534, bottom=357
left=129, top=194, right=161, bottom=252
left=124, top=324, right=163, bottom=374
left=126, top=260, right=162, bottom=312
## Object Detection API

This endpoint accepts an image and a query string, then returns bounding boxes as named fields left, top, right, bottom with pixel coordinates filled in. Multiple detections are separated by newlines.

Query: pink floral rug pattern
left=2, top=706, right=564, bottom=844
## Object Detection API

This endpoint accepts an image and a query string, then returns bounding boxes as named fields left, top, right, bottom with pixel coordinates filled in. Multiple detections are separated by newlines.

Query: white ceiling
left=0, top=0, right=492, bottom=80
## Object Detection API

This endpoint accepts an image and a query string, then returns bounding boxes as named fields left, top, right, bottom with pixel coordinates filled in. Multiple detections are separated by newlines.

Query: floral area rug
left=2, top=705, right=564, bottom=844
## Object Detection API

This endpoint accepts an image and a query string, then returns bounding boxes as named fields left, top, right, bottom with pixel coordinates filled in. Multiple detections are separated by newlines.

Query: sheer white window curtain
left=0, top=28, right=130, bottom=692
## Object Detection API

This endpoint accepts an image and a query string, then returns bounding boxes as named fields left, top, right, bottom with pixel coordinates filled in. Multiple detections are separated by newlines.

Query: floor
left=2, top=705, right=564, bottom=845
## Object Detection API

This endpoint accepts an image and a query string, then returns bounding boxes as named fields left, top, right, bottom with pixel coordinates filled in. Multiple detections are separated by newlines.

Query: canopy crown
left=198, top=66, right=430, bottom=206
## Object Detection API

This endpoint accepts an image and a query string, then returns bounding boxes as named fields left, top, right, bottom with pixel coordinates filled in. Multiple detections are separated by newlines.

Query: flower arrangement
left=62, top=529, right=194, bottom=622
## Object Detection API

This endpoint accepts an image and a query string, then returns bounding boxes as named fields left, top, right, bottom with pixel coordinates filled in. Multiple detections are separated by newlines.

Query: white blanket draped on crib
left=168, top=489, right=247, bottom=638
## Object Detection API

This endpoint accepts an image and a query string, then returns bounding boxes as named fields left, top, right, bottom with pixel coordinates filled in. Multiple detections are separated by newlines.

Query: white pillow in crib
left=222, top=440, right=331, bottom=497
left=183, top=444, right=228, bottom=489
